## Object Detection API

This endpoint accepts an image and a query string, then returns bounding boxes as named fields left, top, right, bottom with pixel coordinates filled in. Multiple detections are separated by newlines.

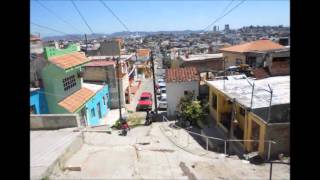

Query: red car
left=136, top=92, right=153, bottom=111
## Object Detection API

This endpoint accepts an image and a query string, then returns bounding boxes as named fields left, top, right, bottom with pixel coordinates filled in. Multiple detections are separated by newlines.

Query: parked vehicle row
left=156, top=77, right=167, bottom=110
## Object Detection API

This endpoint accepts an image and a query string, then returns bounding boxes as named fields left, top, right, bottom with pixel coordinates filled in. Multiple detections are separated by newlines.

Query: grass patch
left=127, top=115, right=144, bottom=128
left=128, top=110, right=134, bottom=114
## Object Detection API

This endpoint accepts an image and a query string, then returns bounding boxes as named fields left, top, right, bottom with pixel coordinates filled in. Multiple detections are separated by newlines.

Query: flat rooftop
left=206, top=76, right=290, bottom=109
left=180, top=53, right=223, bottom=62
left=82, top=82, right=105, bottom=93
left=88, top=54, right=134, bottom=61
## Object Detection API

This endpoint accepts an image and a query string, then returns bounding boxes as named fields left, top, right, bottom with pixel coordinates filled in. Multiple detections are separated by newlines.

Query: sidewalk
left=99, top=108, right=126, bottom=127
left=126, top=79, right=150, bottom=112
left=30, top=128, right=82, bottom=179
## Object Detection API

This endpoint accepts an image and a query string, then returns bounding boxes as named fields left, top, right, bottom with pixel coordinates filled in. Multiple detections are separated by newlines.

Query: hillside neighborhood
left=30, top=24, right=290, bottom=179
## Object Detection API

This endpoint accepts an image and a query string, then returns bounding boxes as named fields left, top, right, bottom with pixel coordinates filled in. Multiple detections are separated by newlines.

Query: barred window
left=62, top=75, right=76, bottom=91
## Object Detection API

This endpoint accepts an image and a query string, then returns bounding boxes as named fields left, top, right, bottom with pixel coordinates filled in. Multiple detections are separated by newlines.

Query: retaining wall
left=30, top=114, right=80, bottom=130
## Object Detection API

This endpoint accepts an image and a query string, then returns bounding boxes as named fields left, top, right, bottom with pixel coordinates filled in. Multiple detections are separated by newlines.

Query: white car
left=157, top=78, right=165, bottom=84
left=158, top=95, right=167, bottom=110
left=160, top=88, right=166, bottom=97
left=157, top=82, right=166, bottom=94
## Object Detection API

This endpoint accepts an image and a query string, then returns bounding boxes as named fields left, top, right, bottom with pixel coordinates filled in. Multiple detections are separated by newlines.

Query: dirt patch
left=127, top=114, right=145, bottom=128
left=179, top=162, right=197, bottom=180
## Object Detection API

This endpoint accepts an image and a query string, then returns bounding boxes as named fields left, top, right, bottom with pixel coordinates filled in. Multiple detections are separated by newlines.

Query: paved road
left=50, top=122, right=289, bottom=179
left=126, top=56, right=166, bottom=115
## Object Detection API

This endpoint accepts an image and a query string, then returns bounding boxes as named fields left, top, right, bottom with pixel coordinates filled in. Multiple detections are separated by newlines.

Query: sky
left=30, top=0, right=290, bottom=37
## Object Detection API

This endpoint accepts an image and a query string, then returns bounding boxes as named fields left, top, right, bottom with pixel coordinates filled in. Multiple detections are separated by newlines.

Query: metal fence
left=162, top=116, right=277, bottom=160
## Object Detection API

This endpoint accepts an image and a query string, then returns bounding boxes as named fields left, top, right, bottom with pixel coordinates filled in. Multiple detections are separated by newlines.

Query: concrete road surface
left=50, top=122, right=289, bottom=179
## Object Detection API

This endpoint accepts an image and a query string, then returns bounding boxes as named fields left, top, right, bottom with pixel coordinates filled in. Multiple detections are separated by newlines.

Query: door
left=251, top=120, right=260, bottom=151
left=97, top=102, right=102, bottom=119
left=80, top=108, right=87, bottom=127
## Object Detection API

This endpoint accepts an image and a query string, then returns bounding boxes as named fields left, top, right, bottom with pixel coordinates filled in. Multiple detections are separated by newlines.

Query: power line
left=99, top=0, right=130, bottom=32
left=203, top=0, right=247, bottom=31
left=31, top=21, right=84, bottom=41
left=34, top=0, right=82, bottom=33
left=204, top=0, right=235, bottom=31
left=219, top=0, right=235, bottom=18
left=31, top=22, right=71, bottom=35
left=71, top=0, right=95, bottom=34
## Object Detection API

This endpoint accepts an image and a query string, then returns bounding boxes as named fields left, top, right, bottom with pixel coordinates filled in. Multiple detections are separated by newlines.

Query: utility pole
left=150, top=51, right=158, bottom=115
left=85, top=34, right=88, bottom=53
left=115, top=57, right=123, bottom=122
left=228, top=98, right=236, bottom=155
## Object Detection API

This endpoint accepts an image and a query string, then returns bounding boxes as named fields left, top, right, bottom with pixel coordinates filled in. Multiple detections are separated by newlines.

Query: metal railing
left=162, top=116, right=277, bottom=160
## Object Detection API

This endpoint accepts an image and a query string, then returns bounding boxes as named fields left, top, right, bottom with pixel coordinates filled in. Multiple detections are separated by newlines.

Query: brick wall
left=265, top=123, right=290, bottom=158
left=182, top=59, right=223, bottom=72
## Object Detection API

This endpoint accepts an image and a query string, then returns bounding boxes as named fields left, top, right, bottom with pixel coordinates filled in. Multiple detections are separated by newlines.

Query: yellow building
left=206, top=75, right=290, bottom=159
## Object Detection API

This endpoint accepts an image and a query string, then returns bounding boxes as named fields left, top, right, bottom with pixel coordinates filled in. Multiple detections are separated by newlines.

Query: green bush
left=114, top=119, right=121, bottom=129
left=177, top=92, right=206, bottom=127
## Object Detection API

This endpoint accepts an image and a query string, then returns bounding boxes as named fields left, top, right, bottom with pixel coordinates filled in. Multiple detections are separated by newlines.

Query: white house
left=166, top=67, right=200, bottom=117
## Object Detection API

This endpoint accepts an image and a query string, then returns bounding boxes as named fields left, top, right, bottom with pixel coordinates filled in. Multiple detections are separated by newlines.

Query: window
left=62, top=75, right=76, bottom=91
left=105, top=94, right=108, bottom=105
left=140, top=97, right=150, bottom=101
left=246, top=57, right=257, bottom=67
left=212, top=93, right=217, bottom=110
left=236, top=59, right=242, bottom=65
left=91, top=108, right=95, bottom=117
left=30, top=105, right=37, bottom=114
left=184, top=91, right=188, bottom=95
left=239, top=106, right=246, bottom=116
left=103, top=96, right=106, bottom=105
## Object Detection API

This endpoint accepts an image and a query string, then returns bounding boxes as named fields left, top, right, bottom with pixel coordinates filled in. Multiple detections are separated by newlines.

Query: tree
left=177, top=92, right=205, bottom=127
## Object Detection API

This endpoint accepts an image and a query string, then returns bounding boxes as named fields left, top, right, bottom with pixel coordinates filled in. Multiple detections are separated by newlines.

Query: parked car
left=157, top=78, right=165, bottom=84
left=160, top=88, right=166, bottom=97
left=157, top=82, right=166, bottom=94
left=158, top=95, right=167, bottom=110
left=136, top=92, right=153, bottom=111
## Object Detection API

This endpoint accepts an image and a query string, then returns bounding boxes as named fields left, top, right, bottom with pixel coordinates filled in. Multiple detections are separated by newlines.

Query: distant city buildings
left=224, top=24, right=230, bottom=33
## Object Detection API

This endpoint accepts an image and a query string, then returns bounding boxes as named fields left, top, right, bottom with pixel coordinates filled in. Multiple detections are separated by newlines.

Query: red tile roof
left=49, top=52, right=89, bottom=70
left=85, top=60, right=115, bottom=67
left=220, top=40, right=284, bottom=53
left=58, top=87, right=95, bottom=113
left=166, top=67, right=199, bottom=83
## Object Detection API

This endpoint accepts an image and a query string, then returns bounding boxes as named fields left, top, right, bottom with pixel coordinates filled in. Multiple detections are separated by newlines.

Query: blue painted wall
left=85, top=85, right=110, bottom=126
left=30, top=89, right=49, bottom=114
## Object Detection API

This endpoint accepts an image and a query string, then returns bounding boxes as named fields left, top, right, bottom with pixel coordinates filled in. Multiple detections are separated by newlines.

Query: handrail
left=162, top=116, right=277, bottom=144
